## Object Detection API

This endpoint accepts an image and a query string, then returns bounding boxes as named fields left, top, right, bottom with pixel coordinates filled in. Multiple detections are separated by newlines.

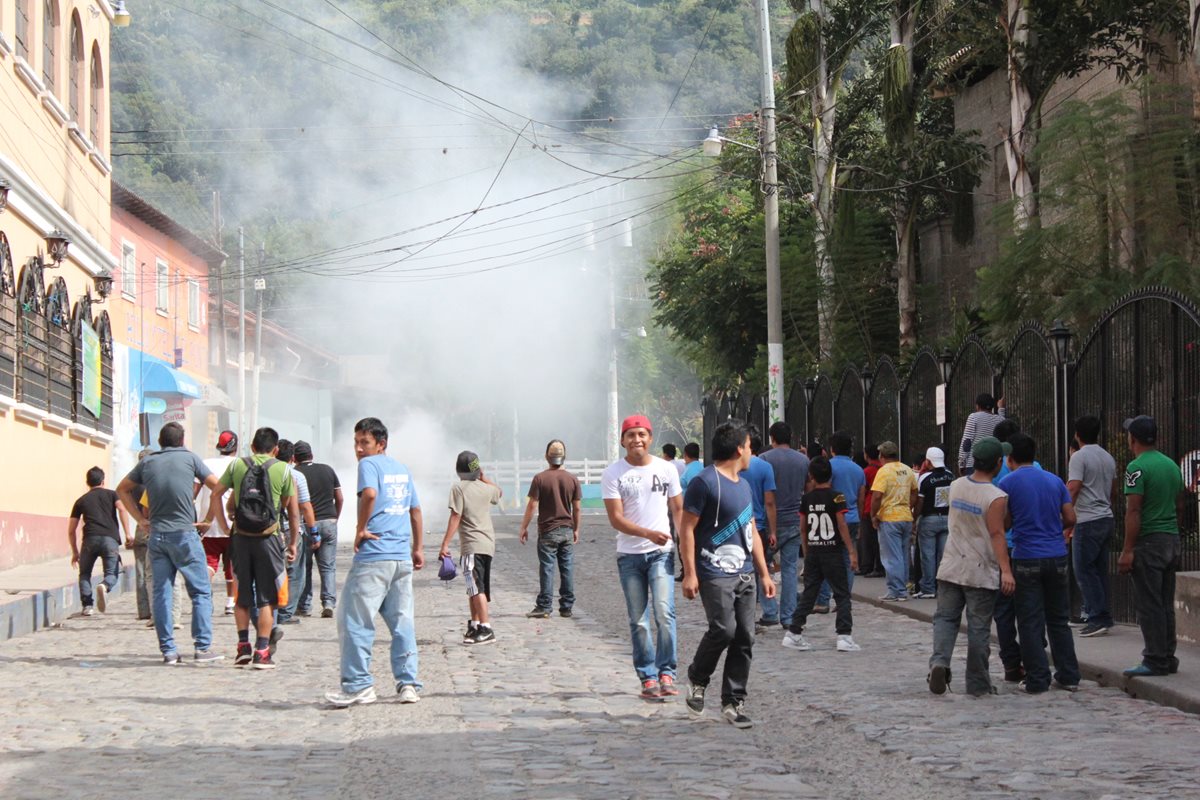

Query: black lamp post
left=938, top=348, right=954, bottom=384
left=44, top=229, right=70, bottom=267
left=0, top=178, right=10, bottom=214
left=861, top=364, right=874, bottom=397
left=93, top=270, right=114, bottom=302
left=1049, top=319, right=1072, bottom=364
left=803, top=377, right=816, bottom=406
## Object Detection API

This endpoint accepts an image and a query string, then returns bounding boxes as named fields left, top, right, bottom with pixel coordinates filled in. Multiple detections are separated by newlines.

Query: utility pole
left=237, top=227, right=246, bottom=452
left=251, top=243, right=265, bottom=437
left=212, top=191, right=229, bottom=431
left=757, top=0, right=784, bottom=425
left=607, top=251, right=619, bottom=465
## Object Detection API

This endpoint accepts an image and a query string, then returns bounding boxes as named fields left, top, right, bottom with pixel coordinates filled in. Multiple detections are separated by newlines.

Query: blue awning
left=142, top=361, right=202, bottom=398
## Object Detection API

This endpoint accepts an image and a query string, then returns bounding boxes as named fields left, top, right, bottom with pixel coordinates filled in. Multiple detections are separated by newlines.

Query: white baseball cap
left=925, top=447, right=946, bottom=467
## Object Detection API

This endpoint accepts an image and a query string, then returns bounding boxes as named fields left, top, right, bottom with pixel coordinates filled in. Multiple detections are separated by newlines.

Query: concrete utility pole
left=212, top=191, right=229, bottom=431
left=758, top=0, right=784, bottom=425
left=237, top=227, right=246, bottom=452
left=251, top=243, right=265, bottom=437
left=607, top=252, right=619, bottom=464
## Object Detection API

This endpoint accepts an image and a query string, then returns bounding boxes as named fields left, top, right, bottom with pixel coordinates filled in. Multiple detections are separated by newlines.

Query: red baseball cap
left=621, top=414, right=653, bottom=436
left=216, top=430, right=238, bottom=454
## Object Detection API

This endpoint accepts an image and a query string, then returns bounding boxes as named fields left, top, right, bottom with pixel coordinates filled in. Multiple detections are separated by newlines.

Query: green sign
left=80, top=321, right=101, bottom=420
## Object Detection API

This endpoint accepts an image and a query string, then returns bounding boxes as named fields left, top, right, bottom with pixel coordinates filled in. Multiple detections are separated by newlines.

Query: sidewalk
left=849, top=574, right=1200, bottom=715
left=0, top=549, right=137, bottom=640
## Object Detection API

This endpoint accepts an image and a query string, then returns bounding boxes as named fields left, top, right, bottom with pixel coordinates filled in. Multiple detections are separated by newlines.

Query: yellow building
left=0, top=0, right=116, bottom=569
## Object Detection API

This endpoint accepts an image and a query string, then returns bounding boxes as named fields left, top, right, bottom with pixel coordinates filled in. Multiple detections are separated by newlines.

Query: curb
left=852, top=588, right=1200, bottom=717
left=0, top=555, right=137, bottom=642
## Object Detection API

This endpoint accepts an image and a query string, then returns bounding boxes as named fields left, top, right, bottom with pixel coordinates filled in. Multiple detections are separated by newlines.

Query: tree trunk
left=896, top=199, right=918, bottom=348
left=1002, top=0, right=1038, bottom=231
left=890, top=1, right=918, bottom=349
left=811, top=0, right=836, bottom=362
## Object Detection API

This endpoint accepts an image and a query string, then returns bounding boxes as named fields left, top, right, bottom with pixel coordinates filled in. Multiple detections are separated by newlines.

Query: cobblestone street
left=3, top=516, right=1199, bottom=799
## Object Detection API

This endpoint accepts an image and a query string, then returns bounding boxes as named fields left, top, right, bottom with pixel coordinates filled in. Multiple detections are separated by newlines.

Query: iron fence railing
left=701, top=286, right=1200, bottom=625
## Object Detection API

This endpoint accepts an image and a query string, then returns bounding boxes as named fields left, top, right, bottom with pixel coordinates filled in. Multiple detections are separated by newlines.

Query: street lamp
left=699, top=0, right=782, bottom=425
left=803, top=377, right=816, bottom=406
left=0, top=178, right=10, bottom=214
left=93, top=270, right=114, bottom=302
left=861, top=364, right=874, bottom=398
left=937, top=348, right=954, bottom=385
left=1049, top=319, right=1072, bottom=364
left=111, top=1, right=131, bottom=27
left=44, top=229, right=70, bottom=267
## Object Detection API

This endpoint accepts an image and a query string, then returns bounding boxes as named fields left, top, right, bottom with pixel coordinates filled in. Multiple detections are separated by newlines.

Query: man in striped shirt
left=958, top=394, right=1006, bottom=474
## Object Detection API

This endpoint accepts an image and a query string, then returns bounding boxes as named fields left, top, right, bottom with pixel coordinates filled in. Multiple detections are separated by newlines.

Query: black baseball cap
left=1123, top=415, right=1157, bottom=445
left=293, top=440, right=314, bottom=461
left=456, top=450, right=482, bottom=480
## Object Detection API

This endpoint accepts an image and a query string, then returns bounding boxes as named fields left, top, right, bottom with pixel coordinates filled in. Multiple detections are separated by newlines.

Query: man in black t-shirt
left=782, top=457, right=860, bottom=652
left=293, top=441, right=343, bottom=617
left=69, top=467, right=125, bottom=616
left=914, top=447, right=955, bottom=599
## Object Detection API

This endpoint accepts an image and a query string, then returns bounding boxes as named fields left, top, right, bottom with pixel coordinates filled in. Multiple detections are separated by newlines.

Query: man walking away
left=958, top=394, right=1006, bottom=475
left=118, top=422, right=224, bottom=664
left=781, top=456, right=860, bottom=653
left=294, top=440, right=343, bottom=619
left=1119, top=416, right=1186, bottom=677
left=680, top=421, right=776, bottom=728
left=438, top=451, right=503, bottom=645
left=520, top=440, right=581, bottom=619
left=871, top=441, right=918, bottom=602
left=69, top=467, right=124, bottom=616
left=602, top=414, right=683, bottom=701
left=206, top=427, right=300, bottom=670
left=680, top=443, right=703, bottom=488
left=760, top=422, right=809, bottom=630
left=818, top=432, right=866, bottom=610
left=195, top=430, right=238, bottom=616
left=928, top=438, right=1016, bottom=696
left=740, top=425, right=778, bottom=628
left=1068, top=416, right=1117, bottom=638
left=663, top=443, right=686, bottom=478
left=276, top=439, right=317, bottom=626
left=914, top=447, right=955, bottom=599
left=325, top=417, right=425, bottom=707
left=1001, top=433, right=1080, bottom=693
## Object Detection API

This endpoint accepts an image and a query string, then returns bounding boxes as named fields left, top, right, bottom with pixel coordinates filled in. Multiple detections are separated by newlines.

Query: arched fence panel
left=45, top=276, right=73, bottom=420
left=833, top=366, right=864, bottom=453
left=901, top=349, right=942, bottom=466
left=784, top=380, right=808, bottom=447
left=809, top=375, right=834, bottom=450
left=748, top=395, right=767, bottom=439
left=999, top=325, right=1062, bottom=476
left=701, top=396, right=718, bottom=465
left=0, top=233, right=15, bottom=398
left=868, top=357, right=900, bottom=454
left=946, top=338, right=997, bottom=466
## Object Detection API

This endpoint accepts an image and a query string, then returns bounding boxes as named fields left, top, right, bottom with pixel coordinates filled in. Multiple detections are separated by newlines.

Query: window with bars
left=15, top=1, right=31, bottom=62
left=120, top=242, right=135, bottom=299
left=188, top=280, right=200, bottom=329
left=68, top=13, right=82, bottom=122
left=42, top=0, right=57, bottom=92
left=89, top=45, right=103, bottom=146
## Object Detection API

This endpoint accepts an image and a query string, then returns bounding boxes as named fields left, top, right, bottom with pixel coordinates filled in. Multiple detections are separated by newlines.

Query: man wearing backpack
left=205, top=427, right=300, bottom=669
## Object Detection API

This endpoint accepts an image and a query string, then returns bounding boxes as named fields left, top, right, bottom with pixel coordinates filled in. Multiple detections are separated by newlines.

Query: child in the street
left=782, top=456, right=861, bottom=652
left=438, top=451, right=503, bottom=645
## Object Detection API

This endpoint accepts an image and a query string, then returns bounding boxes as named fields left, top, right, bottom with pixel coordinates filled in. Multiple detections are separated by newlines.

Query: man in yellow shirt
left=870, top=441, right=919, bottom=601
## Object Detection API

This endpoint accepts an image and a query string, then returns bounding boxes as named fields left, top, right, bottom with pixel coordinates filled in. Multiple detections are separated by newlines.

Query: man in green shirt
left=1118, top=416, right=1186, bottom=677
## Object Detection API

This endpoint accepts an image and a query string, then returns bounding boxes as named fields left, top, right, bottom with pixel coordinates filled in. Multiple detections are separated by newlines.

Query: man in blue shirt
left=325, top=417, right=425, bottom=707
left=1000, top=433, right=1080, bottom=693
left=739, top=426, right=777, bottom=627
left=817, top=431, right=866, bottom=610
left=760, top=421, right=809, bottom=629
left=680, top=442, right=703, bottom=488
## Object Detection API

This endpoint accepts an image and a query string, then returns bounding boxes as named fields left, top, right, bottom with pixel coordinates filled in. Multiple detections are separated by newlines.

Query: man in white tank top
left=927, top=437, right=1016, bottom=697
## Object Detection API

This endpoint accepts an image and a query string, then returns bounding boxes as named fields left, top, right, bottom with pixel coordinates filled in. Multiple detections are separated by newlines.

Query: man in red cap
left=195, top=430, right=239, bottom=615
left=602, top=414, right=683, bottom=700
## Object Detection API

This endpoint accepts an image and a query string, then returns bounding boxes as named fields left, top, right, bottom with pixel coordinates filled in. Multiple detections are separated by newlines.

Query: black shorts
left=461, top=553, right=492, bottom=600
left=232, top=533, right=288, bottom=609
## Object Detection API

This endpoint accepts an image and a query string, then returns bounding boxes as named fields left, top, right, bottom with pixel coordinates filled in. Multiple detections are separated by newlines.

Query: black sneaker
left=721, top=702, right=753, bottom=729
left=1068, top=615, right=1088, bottom=628
left=559, top=609, right=573, bottom=618
left=463, top=621, right=478, bottom=644
left=928, top=665, right=950, bottom=695
left=252, top=649, right=276, bottom=670
left=321, top=606, right=335, bottom=619
left=269, top=627, right=284, bottom=657
left=234, top=642, right=253, bottom=666
left=162, top=652, right=181, bottom=666
left=471, top=627, right=496, bottom=645
left=525, top=608, right=550, bottom=619
left=685, top=681, right=705, bottom=715
left=1079, top=623, right=1109, bottom=638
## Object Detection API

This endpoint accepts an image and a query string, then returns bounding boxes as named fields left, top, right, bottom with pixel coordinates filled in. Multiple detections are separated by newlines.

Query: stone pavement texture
left=0, top=515, right=1198, bottom=799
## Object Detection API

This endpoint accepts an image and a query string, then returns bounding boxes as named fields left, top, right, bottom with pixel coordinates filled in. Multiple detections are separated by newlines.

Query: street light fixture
left=111, top=1, right=131, bottom=27
left=44, top=229, right=70, bottom=267
left=861, top=364, right=874, bottom=398
left=803, top=377, right=816, bottom=407
left=1049, top=319, right=1072, bottom=364
left=0, top=178, right=10, bottom=214
left=93, top=270, right=114, bottom=302
left=937, top=348, right=954, bottom=385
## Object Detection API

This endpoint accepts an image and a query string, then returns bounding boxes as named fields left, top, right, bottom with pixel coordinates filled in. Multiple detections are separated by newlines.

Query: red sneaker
left=234, top=642, right=252, bottom=667
left=658, top=675, right=679, bottom=696
left=639, top=678, right=661, bottom=700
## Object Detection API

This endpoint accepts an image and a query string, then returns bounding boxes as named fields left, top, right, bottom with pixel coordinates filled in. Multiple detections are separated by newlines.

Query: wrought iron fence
left=701, top=286, right=1200, bottom=625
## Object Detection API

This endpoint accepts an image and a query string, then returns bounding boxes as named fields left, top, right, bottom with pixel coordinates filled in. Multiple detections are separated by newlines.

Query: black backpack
left=234, top=457, right=279, bottom=535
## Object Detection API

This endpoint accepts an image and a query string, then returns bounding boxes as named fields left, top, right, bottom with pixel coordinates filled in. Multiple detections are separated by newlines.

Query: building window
left=68, top=12, right=82, bottom=122
left=188, top=280, right=200, bottom=329
left=120, top=242, right=135, bottom=300
left=42, top=0, right=58, bottom=92
left=155, top=259, right=168, bottom=312
left=89, top=44, right=103, bottom=147
left=15, top=1, right=31, bottom=61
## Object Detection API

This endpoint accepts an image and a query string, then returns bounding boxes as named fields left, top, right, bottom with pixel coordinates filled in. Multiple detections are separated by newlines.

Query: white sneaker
left=145, top=618, right=155, bottom=628
left=224, top=598, right=236, bottom=615
left=837, top=635, right=861, bottom=652
left=781, top=631, right=811, bottom=651
left=325, top=686, right=377, bottom=707
left=95, top=583, right=107, bottom=613
left=82, top=606, right=95, bottom=617
left=397, top=684, right=421, bottom=704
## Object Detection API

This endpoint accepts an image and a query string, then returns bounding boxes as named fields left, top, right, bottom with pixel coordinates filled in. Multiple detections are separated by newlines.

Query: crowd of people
left=63, top=400, right=1188, bottom=723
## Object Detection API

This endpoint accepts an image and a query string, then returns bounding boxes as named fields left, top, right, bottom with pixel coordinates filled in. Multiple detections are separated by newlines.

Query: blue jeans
left=918, top=516, right=949, bottom=595
left=776, top=526, right=803, bottom=625
left=306, top=519, right=339, bottom=610
left=78, top=536, right=120, bottom=606
left=1013, top=556, right=1080, bottom=691
left=278, top=528, right=309, bottom=622
left=338, top=559, right=421, bottom=693
left=878, top=521, right=913, bottom=597
left=536, top=527, right=575, bottom=612
left=617, top=550, right=677, bottom=681
left=149, top=530, right=213, bottom=654
left=1072, top=518, right=1114, bottom=628
left=757, top=526, right=780, bottom=622
left=817, top=523, right=859, bottom=606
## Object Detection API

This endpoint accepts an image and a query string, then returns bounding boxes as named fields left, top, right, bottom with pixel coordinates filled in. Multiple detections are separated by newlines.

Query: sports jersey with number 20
left=801, top=487, right=846, bottom=549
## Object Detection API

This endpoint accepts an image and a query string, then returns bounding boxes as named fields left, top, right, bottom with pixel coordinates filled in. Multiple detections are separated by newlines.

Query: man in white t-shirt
left=602, top=414, right=683, bottom=701
left=195, top=430, right=238, bottom=615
